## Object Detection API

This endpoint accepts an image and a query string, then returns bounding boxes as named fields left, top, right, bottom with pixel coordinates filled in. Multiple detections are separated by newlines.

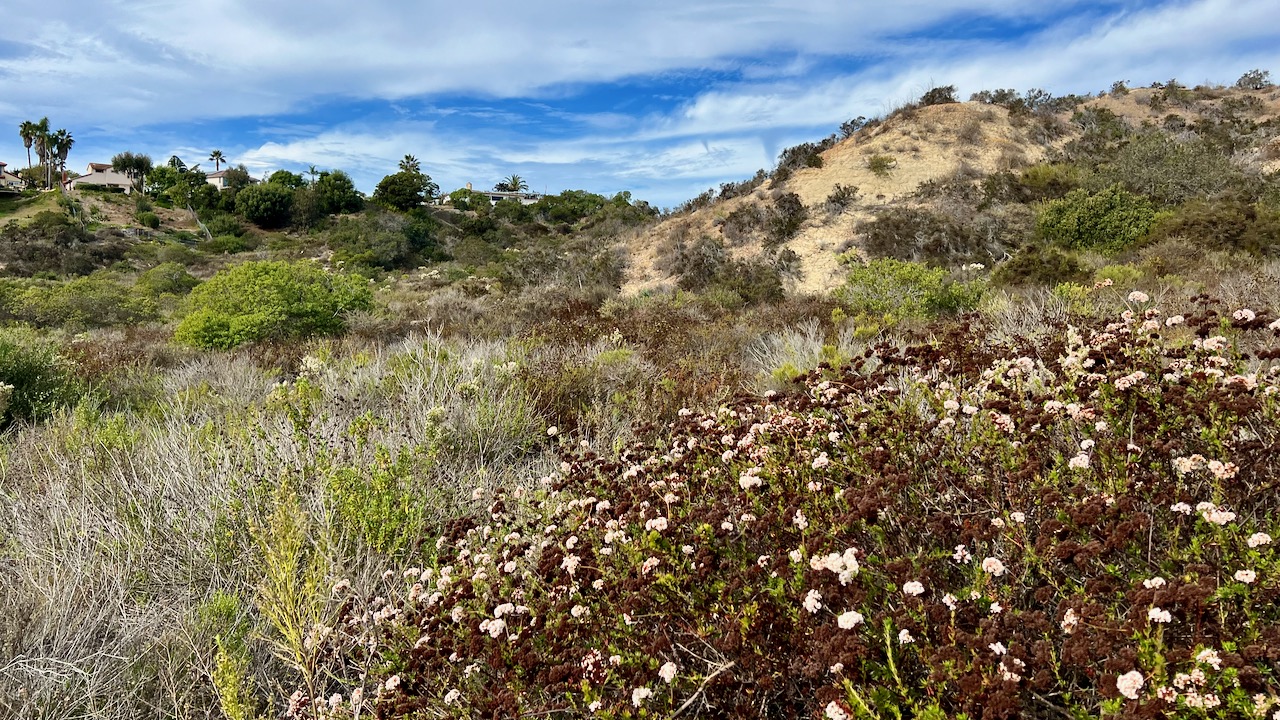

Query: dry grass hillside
left=623, top=83, right=1280, bottom=295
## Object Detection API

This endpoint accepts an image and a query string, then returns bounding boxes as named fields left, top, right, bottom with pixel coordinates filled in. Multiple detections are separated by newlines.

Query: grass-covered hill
left=1, top=72, right=1280, bottom=720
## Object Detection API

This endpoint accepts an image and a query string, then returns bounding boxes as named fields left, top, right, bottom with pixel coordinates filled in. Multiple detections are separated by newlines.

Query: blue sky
left=1, top=0, right=1277, bottom=208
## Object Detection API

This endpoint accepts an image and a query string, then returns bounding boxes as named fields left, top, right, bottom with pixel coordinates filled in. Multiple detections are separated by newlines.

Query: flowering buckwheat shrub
left=295, top=298, right=1280, bottom=719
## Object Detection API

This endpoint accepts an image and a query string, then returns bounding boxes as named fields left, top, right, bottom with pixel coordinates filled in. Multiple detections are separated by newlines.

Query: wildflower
left=1201, top=505, right=1237, bottom=526
left=443, top=689, right=461, bottom=705
left=1170, top=502, right=1193, bottom=515
left=1068, top=452, right=1090, bottom=470
left=1235, top=569, right=1257, bottom=584
left=794, top=509, right=809, bottom=530
left=942, top=593, right=958, bottom=611
left=1196, top=648, right=1222, bottom=670
left=546, top=425, right=559, bottom=436
left=645, top=516, right=668, bottom=532
left=1234, top=308, right=1257, bottom=322
left=1271, top=318, right=1280, bottom=331
left=561, top=554, right=581, bottom=576
left=588, top=700, right=602, bottom=712
left=830, top=662, right=844, bottom=674
left=571, top=605, right=590, bottom=618
left=803, top=589, right=825, bottom=614
left=837, top=610, right=864, bottom=629
left=828, top=431, right=841, bottom=442
left=1010, top=511, right=1026, bottom=524
left=1127, top=291, right=1149, bottom=304
left=990, top=601, right=1003, bottom=614
left=1201, top=336, right=1228, bottom=352
left=897, top=629, right=914, bottom=644
left=811, top=452, right=830, bottom=470
left=331, top=578, right=352, bottom=595
left=1143, top=576, right=1166, bottom=589
left=659, top=662, right=678, bottom=683
left=1157, top=686, right=1177, bottom=702
left=953, top=545, right=972, bottom=563
left=1117, top=670, right=1145, bottom=700
left=1247, top=532, right=1272, bottom=548
left=384, top=675, right=401, bottom=692
left=989, top=641, right=1007, bottom=655
left=825, top=701, right=850, bottom=720
left=641, top=557, right=660, bottom=574
left=1061, top=608, right=1079, bottom=634
left=1148, top=607, right=1172, bottom=623
left=903, top=581, right=925, bottom=597
left=982, top=557, right=1006, bottom=577
left=991, top=517, right=1006, bottom=529
left=480, top=617, right=507, bottom=637
left=631, top=687, right=653, bottom=707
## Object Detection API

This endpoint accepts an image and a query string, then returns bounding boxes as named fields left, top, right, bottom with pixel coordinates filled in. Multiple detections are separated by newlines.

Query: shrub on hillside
left=720, top=203, right=765, bottom=245
left=1092, top=133, right=1242, bottom=206
left=136, top=262, right=200, bottom=297
left=0, top=327, right=81, bottom=426
left=766, top=192, right=808, bottom=247
left=174, top=261, right=373, bottom=350
left=919, top=84, right=959, bottom=106
left=7, top=275, right=158, bottom=329
left=859, top=207, right=981, bottom=265
left=836, top=258, right=984, bottom=318
left=1036, top=185, right=1160, bottom=255
left=1146, top=199, right=1280, bottom=256
left=991, top=244, right=1088, bottom=287
left=235, top=184, right=294, bottom=229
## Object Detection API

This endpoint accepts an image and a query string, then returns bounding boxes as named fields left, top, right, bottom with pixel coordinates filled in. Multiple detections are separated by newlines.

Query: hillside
left=623, top=82, right=1280, bottom=296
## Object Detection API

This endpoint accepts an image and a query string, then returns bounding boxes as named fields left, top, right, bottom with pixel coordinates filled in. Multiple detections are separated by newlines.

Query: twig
left=1029, top=690, right=1074, bottom=720
left=671, top=661, right=735, bottom=718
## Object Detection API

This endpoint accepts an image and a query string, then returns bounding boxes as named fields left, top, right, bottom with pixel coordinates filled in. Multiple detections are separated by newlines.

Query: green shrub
left=836, top=258, right=984, bottom=318
left=859, top=207, right=979, bottom=265
left=766, top=192, right=807, bottom=247
left=0, top=327, right=81, bottom=425
left=235, top=184, right=294, bottom=228
left=8, top=275, right=158, bottom=329
left=135, top=211, right=160, bottom=229
left=1036, top=184, right=1159, bottom=255
left=1145, top=199, right=1280, bottom=256
left=203, top=212, right=246, bottom=237
left=867, top=154, right=896, bottom=178
left=136, top=262, right=200, bottom=297
left=198, top=234, right=256, bottom=254
left=991, top=244, right=1087, bottom=287
left=174, top=261, right=374, bottom=349
left=824, top=183, right=859, bottom=213
left=1092, top=132, right=1242, bottom=206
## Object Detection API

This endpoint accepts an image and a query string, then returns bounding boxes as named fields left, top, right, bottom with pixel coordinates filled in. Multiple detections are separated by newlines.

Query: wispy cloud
left=1, top=0, right=1276, bottom=206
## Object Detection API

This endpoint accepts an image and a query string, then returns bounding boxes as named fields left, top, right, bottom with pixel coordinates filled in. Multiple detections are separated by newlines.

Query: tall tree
left=167, top=155, right=187, bottom=172
left=18, top=120, right=37, bottom=171
left=52, top=129, right=73, bottom=185
left=33, top=117, right=51, bottom=187
left=306, top=164, right=319, bottom=184
left=399, top=154, right=420, bottom=174
left=112, top=151, right=154, bottom=193
left=209, top=149, right=225, bottom=172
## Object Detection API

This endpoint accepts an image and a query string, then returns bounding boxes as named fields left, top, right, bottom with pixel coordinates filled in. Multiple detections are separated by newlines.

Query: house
left=0, top=161, right=23, bottom=190
left=484, top=189, right=543, bottom=206
left=68, top=162, right=134, bottom=193
left=205, top=169, right=259, bottom=190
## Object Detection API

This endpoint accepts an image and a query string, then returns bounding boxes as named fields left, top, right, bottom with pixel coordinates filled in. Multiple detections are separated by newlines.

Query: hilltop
left=623, top=80, right=1280, bottom=295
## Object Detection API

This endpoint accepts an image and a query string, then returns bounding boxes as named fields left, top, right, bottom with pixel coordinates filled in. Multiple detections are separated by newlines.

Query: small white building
left=69, top=162, right=134, bottom=193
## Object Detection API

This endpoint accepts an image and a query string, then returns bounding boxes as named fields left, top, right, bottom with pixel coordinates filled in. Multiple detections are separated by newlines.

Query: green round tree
left=174, top=261, right=373, bottom=349
left=235, top=183, right=295, bottom=228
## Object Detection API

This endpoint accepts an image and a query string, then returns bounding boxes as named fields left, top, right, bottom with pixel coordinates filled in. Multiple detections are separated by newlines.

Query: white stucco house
left=68, top=162, right=134, bottom=193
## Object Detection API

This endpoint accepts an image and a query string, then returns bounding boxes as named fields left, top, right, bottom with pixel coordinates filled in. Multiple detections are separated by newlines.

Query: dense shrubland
left=2, top=73, right=1280, bottom=719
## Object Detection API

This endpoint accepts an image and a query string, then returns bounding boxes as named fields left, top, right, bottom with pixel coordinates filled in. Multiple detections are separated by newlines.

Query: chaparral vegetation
left=2, top=71, right=1280, bottom=719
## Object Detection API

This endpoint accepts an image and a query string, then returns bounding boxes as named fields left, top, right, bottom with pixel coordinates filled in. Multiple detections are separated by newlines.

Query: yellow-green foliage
left=1036, top=184, right=1160, bottom=255
left=836, top=258, right=984, bottom=318
left=867, top=154, right=897, bottom=178
left=174, top=261, right=373, bottom=350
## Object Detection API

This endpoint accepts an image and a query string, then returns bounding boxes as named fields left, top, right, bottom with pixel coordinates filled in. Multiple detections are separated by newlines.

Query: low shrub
left=0, top=327, right=82, bottom=426
left=991, top=244, right=1088, bottom=287
left=859, top=207, right=982, bottom=265
left=174, top=261, right=374, bottom=350
left=1036, top=184, right=1160, bottom=255
left=867, top=154, right=897, bottom=178
left=836, top=258, right=985, bottom=318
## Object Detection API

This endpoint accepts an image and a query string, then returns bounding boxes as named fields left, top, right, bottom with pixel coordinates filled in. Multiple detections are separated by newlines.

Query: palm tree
left=18, top=120, right=37, bottom=171
left=306, top=164, right=319, bottom=184
left=399, top=154, right=421, bottom=174
left=495, top=174, right=528, bottom=193
left=32, top=117, right=51, bottom=187
left=167, top=155, right=187, bottom=172
left=209, top=149, right=225, bottom=172
left=52, top=129, right=73, bottom=186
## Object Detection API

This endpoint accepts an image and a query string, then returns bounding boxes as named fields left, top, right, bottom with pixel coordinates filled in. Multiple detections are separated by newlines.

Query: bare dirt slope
left=621, top=83, right=1280, bottom=296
